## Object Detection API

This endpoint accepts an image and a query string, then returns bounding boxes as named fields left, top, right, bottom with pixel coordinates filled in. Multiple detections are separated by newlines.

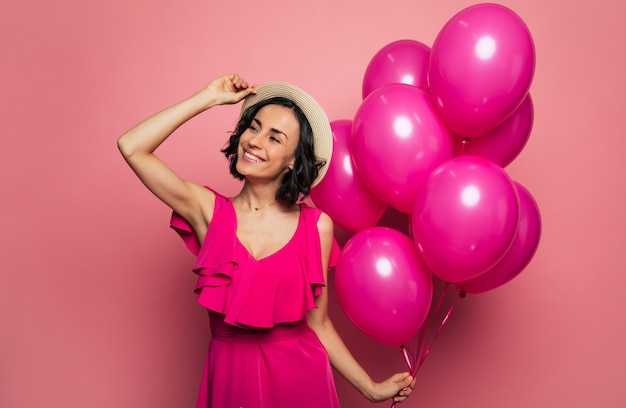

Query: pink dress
left=170, top=188, right=341, bottom=408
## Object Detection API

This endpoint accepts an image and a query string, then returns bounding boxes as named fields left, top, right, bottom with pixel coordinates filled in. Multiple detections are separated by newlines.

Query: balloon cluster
left=311, top=3, right=542, bottom=352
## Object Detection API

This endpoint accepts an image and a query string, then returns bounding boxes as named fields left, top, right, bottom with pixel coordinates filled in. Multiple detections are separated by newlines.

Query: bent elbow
left=117, top=134, right=135, bottom=160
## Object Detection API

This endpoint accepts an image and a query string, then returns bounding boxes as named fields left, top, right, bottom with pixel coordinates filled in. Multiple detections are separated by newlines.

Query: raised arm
left=307, top=213, right=416, bottom=404
left=117, top=74, right=257, bottom=236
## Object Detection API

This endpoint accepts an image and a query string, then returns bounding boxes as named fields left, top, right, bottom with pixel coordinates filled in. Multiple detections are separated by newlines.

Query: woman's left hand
left=370, top=372, right=416, bottom=403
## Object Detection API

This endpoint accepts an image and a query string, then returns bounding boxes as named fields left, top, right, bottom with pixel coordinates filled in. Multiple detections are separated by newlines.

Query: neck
left=240, top=195, right=278, bottom=211
left=237, top=185, right=280, bottom=212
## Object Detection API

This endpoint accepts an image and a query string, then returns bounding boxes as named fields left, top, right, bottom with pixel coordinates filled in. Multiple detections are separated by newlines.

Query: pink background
left=2, top=0, right=625, bottom=407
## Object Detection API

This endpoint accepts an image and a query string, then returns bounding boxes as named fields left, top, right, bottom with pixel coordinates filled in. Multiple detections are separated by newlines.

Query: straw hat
left=240, top=81, right=333, bottom=188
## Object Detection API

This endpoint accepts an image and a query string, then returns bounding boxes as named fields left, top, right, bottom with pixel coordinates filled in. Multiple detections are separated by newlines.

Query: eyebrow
left=252, top=118, right=289, bottom=140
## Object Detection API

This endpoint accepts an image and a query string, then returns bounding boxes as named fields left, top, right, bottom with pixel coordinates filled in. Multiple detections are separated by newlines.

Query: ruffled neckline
left=231, top=200, right=303, bottom=262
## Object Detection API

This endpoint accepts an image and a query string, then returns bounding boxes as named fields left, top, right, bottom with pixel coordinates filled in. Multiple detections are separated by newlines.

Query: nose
left=247, top=131, right=265, bottom=149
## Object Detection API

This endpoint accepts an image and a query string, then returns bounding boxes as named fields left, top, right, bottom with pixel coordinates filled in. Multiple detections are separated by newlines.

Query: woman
left=117, top=73, right=415, bottom=407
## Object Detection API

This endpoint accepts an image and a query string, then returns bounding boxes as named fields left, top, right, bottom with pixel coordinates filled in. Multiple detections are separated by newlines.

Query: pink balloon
left=411, top=156, right=520, bottom=283
left=362, top=39, right=431, bottom=99
left=429, top=3, right=535, bottom=136
left=311, top=120, right=387, bottom=233
left=352, top=83, right=453, bottom=214
left=335, top=227, right=433, bottom=347
left=457, top=182, right=541, bottom=294
left=453, top=94, right=534, bottom=167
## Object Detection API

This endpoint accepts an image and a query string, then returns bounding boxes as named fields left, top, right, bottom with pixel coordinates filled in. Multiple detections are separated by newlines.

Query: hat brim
left=240, top=81, right=332, bottom=188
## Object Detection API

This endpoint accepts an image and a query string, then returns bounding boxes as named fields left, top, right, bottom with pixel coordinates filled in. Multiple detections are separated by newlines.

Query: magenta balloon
left=362, top=39, right=431, bottom=99
left=411, top=156, right=520, bottom=283
left=453, top=94, right=534, bottom=167
left=429, top=3, right=535, bottom=136
left=335, top=227, right=433, bottom=347
left=352, top=83, right=453, bottom=214
left=311, top=120, right=387, bottom=233
left=457, top=182, right=541, bottom=294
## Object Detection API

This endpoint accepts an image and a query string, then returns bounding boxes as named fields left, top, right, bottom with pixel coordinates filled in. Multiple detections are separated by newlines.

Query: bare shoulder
left=316, top=211, right=334, bottom=239
left=186, top=182, right=218, bottom=226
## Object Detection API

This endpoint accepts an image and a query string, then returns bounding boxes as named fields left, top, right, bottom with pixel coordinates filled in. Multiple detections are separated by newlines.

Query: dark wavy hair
left=221, top=97, right=325, bottom=207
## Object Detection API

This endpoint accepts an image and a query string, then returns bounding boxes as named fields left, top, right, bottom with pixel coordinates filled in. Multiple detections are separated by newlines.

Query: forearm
left=312, top=319, right=376, bottom=401
left=113, top=74, right=255, bottom=230
left=117, top=88, right=218, bottom=158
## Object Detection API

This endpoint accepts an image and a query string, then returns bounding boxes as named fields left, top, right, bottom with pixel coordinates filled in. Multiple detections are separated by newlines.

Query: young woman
left=117, top=73, right=415, bottom=407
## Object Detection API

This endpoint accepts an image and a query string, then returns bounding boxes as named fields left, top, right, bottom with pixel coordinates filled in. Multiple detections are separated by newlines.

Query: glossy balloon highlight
left=429, top=3, right=535, bottom=136
left=352, top=83, right=453, bottom=213
left=335, top=227, right=433, bottom=347
left=456, top=182, right=541, bottom=294
left=412, top=156, right=520, bottom=283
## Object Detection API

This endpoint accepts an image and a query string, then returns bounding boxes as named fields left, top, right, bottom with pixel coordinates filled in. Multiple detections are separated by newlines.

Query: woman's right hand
left=202, top=73, right=257, bottom=106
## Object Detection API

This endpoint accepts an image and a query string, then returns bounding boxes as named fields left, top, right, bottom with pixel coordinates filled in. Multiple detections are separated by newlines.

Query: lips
left=243, top=150, right=265, bottom=162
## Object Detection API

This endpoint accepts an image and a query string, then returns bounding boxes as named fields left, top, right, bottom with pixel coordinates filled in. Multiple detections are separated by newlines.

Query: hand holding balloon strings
left=390, top=283, right=462, bottom=407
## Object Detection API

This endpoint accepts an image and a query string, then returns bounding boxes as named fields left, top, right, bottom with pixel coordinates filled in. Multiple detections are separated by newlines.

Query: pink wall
left=2, top=0, right=625, bottom=407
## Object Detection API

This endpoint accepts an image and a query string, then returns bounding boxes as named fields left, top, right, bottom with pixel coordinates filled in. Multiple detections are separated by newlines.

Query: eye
left=269, top=135, right=281, bottom=143
left=248, top=125, right=259, bottom=132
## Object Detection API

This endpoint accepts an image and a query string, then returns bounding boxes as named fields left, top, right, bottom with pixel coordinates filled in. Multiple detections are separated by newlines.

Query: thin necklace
left=240, top=195, right=278, bottom=211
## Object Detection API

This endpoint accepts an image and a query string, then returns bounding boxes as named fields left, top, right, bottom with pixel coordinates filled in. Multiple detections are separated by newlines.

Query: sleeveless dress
left=170, top=188, right=341, bottom=408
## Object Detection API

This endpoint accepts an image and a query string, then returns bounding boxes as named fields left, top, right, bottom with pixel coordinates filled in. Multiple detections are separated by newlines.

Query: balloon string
left=400, top=345, right=414, bottom=372
left=391, top=347, right=414, bottom=408
left=412, top=281, right=449, bottom=372
left=391, top=284, right=462, bottom=408
left=415, top=283, right=460, bottom=372
left=403, top=281, right=451, bottom=377
left=460, top=137, right=470, bottom=155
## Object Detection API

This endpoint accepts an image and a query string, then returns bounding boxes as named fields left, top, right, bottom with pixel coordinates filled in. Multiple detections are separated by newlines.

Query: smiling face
left=235, top=104, right=301, bottom=185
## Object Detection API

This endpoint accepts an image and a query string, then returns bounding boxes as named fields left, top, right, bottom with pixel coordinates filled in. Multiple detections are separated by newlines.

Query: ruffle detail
left=168, top=186, right=223, bottom=257
left=170, top=212, right=200, bottom=256
left=169, top=189, right=339, bottom=329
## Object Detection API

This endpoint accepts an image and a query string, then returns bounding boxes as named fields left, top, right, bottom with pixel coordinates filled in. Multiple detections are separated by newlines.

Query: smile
left=243, top=150, right=265, bottom=163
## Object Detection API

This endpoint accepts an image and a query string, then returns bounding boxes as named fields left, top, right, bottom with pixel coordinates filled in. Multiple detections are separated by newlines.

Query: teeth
left=244, top=151, right=264, bottom=162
